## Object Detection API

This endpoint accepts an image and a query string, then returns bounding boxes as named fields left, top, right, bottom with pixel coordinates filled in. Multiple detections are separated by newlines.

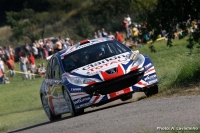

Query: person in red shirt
left=115, top=31, right=124, bottom=43
left=5, top=56, right=15, bottom=78
left=29, top=53, right=36, bottom=71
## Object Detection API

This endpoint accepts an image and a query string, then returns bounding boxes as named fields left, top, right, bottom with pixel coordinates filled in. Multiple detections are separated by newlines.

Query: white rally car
left=40, top=37, right=158, bottom=121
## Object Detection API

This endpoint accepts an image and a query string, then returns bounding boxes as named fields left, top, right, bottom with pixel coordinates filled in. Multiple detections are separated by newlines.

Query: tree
left=144, top=0, right=200, bottom=52
left=6, top=8, right=64, bottom=43
left=75, top=18, right=92, bottom=38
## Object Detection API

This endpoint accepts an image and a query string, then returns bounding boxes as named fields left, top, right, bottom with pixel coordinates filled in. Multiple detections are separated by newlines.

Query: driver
left=95, top=46, right=105, bottom=60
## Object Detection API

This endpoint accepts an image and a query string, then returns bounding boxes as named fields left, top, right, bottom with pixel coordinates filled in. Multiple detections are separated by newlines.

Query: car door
left=49, top=57, right=69, bottom=114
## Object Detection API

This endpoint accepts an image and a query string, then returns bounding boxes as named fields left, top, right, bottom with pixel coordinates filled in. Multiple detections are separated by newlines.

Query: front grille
left=83, top=69, right=144, bottom=95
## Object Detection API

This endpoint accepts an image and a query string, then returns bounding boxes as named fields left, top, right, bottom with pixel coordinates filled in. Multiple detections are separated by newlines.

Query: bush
left=75, top=17, right=92, bottom=38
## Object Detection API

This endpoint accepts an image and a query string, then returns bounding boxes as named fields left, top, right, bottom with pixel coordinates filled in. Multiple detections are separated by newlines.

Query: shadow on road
left=8, top=100, right=132, bottom=133
left=7, top=116, right=73, bottom=133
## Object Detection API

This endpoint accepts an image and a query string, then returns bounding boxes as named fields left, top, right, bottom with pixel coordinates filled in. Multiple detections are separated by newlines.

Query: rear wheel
left=145, top=85, right=158, bottom=97
left=63, top=88, right=84, bottom=116
left=41, top=95, right=61, bottom=121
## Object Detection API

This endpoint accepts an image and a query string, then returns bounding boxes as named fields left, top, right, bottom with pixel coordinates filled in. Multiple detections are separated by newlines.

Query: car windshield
left=62, top=40, right=131, bottom=72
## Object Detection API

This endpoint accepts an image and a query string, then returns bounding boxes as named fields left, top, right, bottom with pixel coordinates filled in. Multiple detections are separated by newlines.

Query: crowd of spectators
left=94, top=14, right=200, bottom=49
left=0, top=36, right=74, bottom=83
left=93, top=14, right=146, bottom=48
left=0, top=14, right=199, bottom=84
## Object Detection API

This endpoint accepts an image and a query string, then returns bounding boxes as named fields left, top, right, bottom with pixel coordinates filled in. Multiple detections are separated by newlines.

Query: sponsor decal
left=82, top=54, right=127, bottom=71
left=148, top=79, right=158, bottom=84
left=77, top=42, right=93, bottom=49
left=71, top=88, right=82, bottom=92
left=73, top=97, right=91, bottom=105
left=76, top=102, right=91, bottom=109
left=145, top=63, right=152, bottom=69
left=116, top=90, right=124, bottom=96
left=79, top=102, right=91, bottom=108
left=109, top=88, right=131, bottom=99
left=144, top=74, right=157, bottom=81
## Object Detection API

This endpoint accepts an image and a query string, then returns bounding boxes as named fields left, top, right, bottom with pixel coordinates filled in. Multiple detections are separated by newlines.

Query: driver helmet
left=95, top=45, right=105, bottom=55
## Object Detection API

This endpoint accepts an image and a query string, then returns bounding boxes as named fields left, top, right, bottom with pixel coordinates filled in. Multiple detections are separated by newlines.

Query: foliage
left=75, top=18, right=92, bottom=38
left=145, top=0, right=200, bottom=52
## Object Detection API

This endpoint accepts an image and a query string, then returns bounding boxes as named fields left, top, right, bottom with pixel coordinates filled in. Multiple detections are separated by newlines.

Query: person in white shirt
left=0, top=57, right=4, bottom=72
left=126, top=14, right=131, bottom=26
left=108, top=31, right=115, bottom=39
left=126, top=14, right=132, bottom=39
left=32, top=43, right=38, bottom=58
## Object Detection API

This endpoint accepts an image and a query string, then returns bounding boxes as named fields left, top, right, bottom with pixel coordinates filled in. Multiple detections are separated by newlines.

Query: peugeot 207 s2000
left=40, top=37, right=158, bottom=121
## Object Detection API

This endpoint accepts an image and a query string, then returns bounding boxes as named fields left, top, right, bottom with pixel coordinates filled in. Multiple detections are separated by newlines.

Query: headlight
left=66, top=74, right=100, bottom=85
left=132, top=54, right=144, bottom=67
left=70, top=77, right=95, bottom=84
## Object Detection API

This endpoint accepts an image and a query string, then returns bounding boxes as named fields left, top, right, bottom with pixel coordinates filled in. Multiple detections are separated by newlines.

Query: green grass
left=137, top=38, right=200, bottom=90
left=0, top=38, right=200, bottom=132
left=0, top=59, right=48, bottom=132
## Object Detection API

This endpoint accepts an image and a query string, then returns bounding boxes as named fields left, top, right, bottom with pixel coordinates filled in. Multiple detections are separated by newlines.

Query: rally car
left=40, top=37, right=158, bottom=121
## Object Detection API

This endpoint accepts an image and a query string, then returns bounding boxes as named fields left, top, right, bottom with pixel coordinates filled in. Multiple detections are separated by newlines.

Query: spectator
left=44, top=40, right=52, bottom=56
left=97, top=30, right=102, bottom=38
left=36, top=64, right=46, bottom=77
left=55, top=39, right=63, bottom=52
left=28, top=53, right=36, bottom=72
left=0, top=68, right=9, bottom=84
left=126, top=14, right=132, bottom=26
left=94, top=32, right=98, bottom=39
left=63, top=38, right=70, bottom=49
left=124, top=38, right=133, bottom=48
left=19, top=55, right=28, bottom=80
left=115, top=31, right=124, bottom=43
left=37, top=44, right=43, bottom=59
left=8, top=45, right=15, bottom=61
left=41, top=63, right=46, bottom=73
left=126, top=14, right=132, bottom=38
left=58, top=36, right=65, bottom=44
left=69, top=39, right=74, bottom=46
left=122, top=17, right=128, bottom=39
left=5, top=56, right=15, bottom=78
left=3, top=46, right=10, bottom=59
left=32, top=43, right=38, bottom=59
left=27, top=67, right=33, bottom=80
left=131, top=24, right=139, bottom=44
left=0, top=57, right=5, bottom=73
left=108, top=31, right=115, bottom=39
left=101, top=28, right=108, bottom=37
left=143, top=30, right=150, bottom=43
left=25, top=43, right=32, bottom=54
left=42, top=44, right=48, bottom=59
left=0, top=47, right=3, bottom=56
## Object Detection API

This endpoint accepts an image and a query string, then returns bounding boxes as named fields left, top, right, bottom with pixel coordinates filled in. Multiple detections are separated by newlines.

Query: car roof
left=58, top=37, right=113, bottom=57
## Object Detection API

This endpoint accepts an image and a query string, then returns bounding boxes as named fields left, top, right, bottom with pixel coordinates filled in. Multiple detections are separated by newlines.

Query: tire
left=41, top=95, right=61, bottom=121
left=145, top=85, right=158, bottom=97
left=120, top=94, right=133, bottom=101
left=63, top=88, right=84, bottom=116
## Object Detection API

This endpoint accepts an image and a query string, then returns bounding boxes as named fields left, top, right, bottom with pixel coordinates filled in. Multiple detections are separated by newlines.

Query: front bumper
left=83, top=68, right=145, bottom=95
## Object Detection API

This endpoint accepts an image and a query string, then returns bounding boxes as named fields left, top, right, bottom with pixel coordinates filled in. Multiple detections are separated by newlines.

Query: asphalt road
left=9, top=93, right=200, bottom=133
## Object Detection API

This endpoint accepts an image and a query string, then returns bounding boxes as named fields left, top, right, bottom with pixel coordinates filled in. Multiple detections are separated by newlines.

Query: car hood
left=70, top=52, right=134, bottom=76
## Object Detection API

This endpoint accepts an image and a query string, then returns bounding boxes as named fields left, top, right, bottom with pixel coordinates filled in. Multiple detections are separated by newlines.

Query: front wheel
left=145, top=85, right=158, bottom=97
left=63, top=88, right=84, bottom=116
left=41, top=95, right=61, bottom=121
